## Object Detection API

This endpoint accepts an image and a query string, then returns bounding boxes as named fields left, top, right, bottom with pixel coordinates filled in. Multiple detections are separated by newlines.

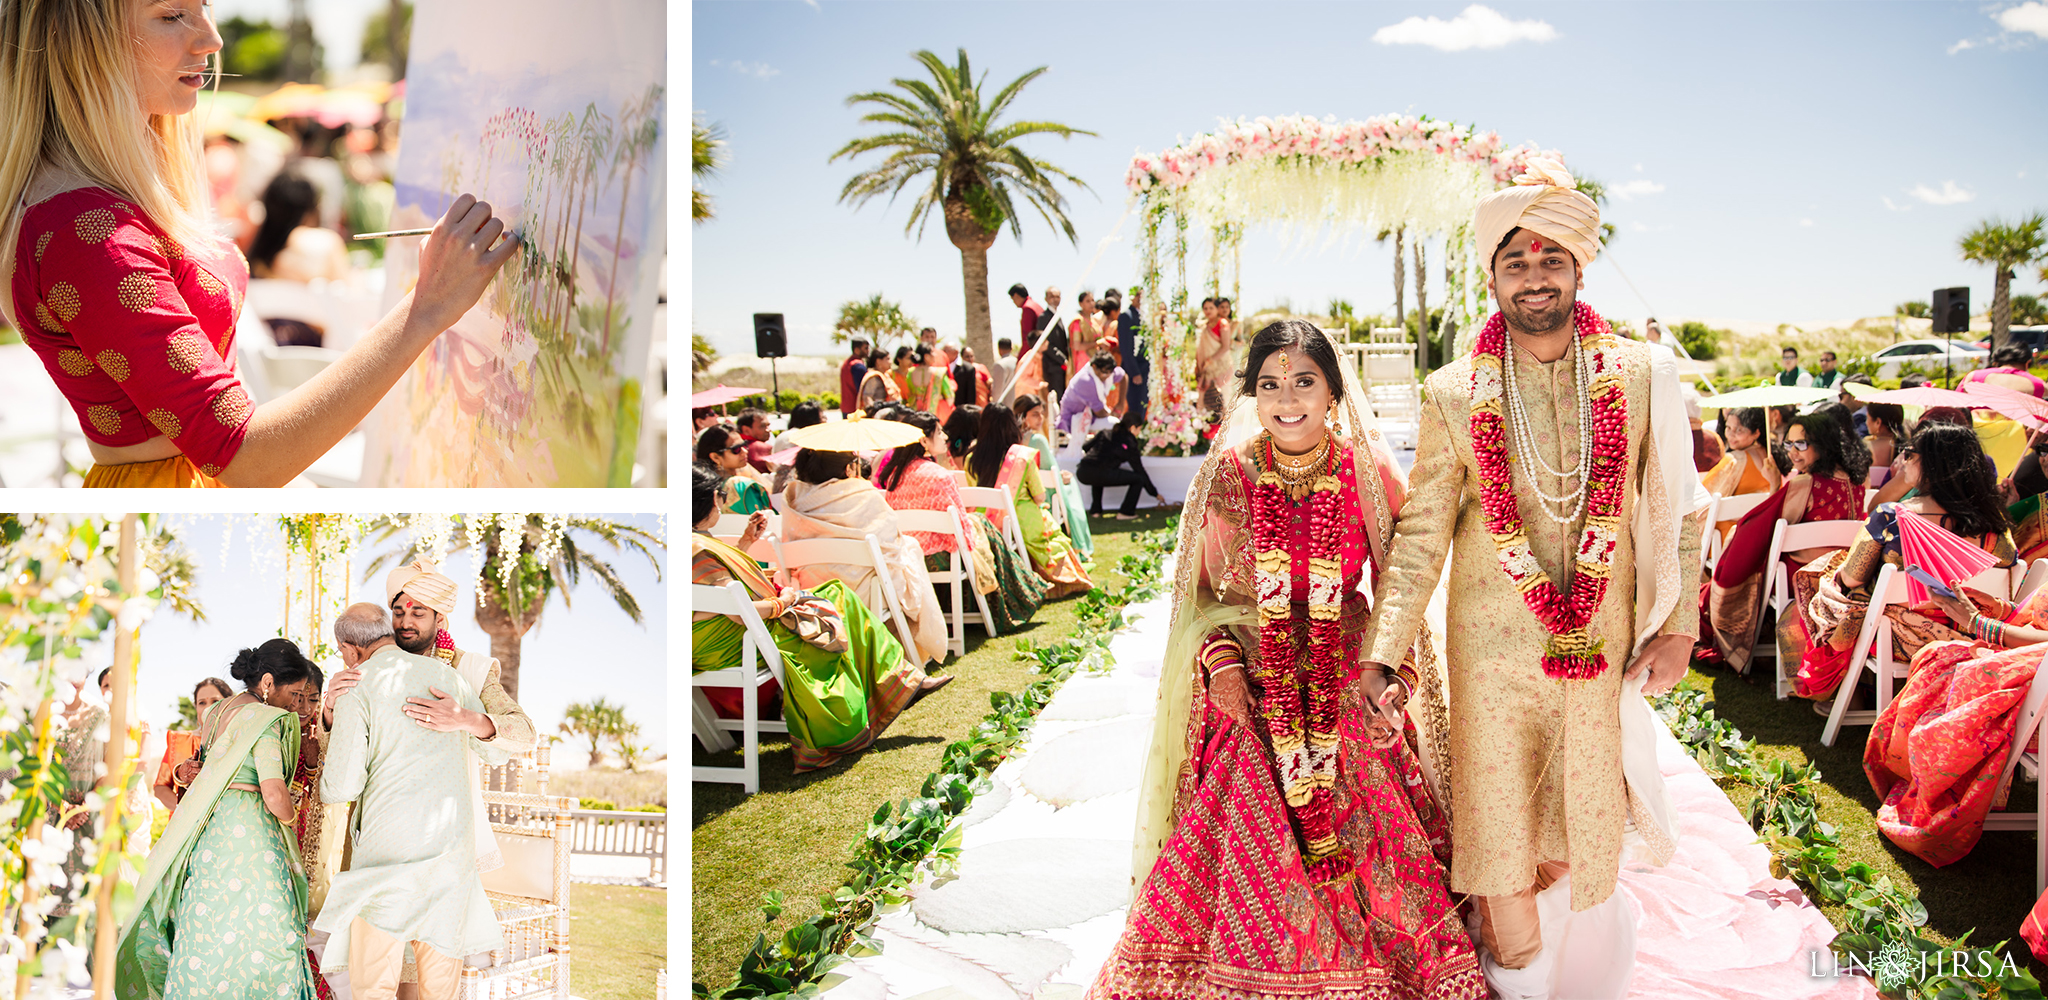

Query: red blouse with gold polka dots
left=10, top=187, right=254, bottom=475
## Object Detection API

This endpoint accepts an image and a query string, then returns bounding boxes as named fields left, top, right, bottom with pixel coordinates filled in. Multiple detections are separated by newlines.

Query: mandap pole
left=92, top=514, right=138, bottom=998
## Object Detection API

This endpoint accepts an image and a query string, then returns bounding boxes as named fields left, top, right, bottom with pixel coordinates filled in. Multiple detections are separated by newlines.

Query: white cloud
left=1372, top=5, right=1557, bottom=51
left=1609, top=179, right=1665, bottom=201
left=1910, top=180, right=1976, bottom=205
left=800, top=0, right=820, bottom=8
left=1882, top=196, right=1912, bottom=212
left=1949, top=38, right=1977, bottom=54
left=710, top=58, right=780, bottom=79
left=1799, top=218, right=1815, bottom=228
left=1633, top=163, right=1645, bottom=173
left=1630, top=221, right=1651, bottom=233
left=1997, top=1, right=2048, bottom=38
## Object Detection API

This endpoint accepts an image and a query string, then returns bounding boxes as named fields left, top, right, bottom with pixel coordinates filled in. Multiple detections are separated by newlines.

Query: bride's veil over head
left=1130, top=321, right=1452, bottom=889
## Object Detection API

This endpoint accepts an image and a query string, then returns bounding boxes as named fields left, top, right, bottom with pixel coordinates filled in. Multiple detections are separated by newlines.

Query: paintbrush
left=352, top=228, right=433, bottom=240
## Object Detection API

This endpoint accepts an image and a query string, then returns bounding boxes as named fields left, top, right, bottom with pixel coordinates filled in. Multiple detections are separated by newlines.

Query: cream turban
left=386, top=559, right=458, bottom=617
left=1474, top=156, right=1603, bottom=276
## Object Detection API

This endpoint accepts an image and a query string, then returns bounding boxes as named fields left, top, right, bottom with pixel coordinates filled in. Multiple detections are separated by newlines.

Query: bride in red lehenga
left=1089, top=320, right=1485, bottom=1000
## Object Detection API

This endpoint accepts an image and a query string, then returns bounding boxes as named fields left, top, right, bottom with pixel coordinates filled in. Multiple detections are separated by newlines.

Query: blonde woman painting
left=0, top=0, right=515, bottom=487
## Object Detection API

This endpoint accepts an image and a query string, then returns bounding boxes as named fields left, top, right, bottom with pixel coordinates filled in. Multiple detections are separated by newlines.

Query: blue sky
left=95, top=514, right=669, bottom=757
left=691, top=1, right=2048, bottom=359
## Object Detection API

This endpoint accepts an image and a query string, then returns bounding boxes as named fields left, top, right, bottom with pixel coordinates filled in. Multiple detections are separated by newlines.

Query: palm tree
left=1959, top=213, right=2046, bottom=351
left=360, top=515, right=665, bottom=701
left=834, top=293, right=918, bottom=346
left=560, top=697, right=629, bottom=769
left=694, top=112, right=727, bottom=225
left=831, top=49, right=1095, bottom=363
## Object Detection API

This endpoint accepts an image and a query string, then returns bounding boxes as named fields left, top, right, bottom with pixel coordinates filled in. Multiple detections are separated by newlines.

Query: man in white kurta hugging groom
left=312, top=603, right=510, bottom=1000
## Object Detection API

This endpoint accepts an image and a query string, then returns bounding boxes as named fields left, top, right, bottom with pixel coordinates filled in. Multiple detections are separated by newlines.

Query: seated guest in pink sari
left=1868, top=582, right=2048, bottom=868
left=1698, top=411, right=1866, bottom=673
left=1789, top=422, right=2018, bottom=704
left=783, top=447, right=953, bottom=666
left=873, top=409, right=1046, bottom=635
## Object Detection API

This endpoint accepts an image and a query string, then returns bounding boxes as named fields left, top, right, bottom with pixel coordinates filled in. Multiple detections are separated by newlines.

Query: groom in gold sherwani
left=1359, top=159, right=1704, bottom=999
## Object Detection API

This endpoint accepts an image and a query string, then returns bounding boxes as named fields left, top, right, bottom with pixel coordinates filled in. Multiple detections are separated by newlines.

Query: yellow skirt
left=83, top=456, right=225, bottom=488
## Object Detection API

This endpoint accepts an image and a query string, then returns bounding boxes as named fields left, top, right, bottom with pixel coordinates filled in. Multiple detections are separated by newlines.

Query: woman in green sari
left=968, top=403, right=1094, bottom=599
left=693, top=465, right=947, bottom=772
left=1015, top=394, right=1093, bottom=556
left=117, top=639, right=320, bottom=1000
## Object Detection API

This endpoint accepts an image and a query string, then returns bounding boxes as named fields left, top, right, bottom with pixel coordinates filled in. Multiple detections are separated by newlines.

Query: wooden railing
left=567, top=809, right=667, bottom=884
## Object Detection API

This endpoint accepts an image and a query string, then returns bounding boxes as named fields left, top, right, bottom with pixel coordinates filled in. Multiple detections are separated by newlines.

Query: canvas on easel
left=366, top=0, right=665, bottom=486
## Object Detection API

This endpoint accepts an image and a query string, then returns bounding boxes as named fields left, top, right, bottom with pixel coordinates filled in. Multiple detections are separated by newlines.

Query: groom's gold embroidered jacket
left=1360, top=334, right=1702, bottom=911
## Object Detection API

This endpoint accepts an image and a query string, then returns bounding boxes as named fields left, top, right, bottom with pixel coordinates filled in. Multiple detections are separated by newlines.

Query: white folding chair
left=1766, top=519, right=1865, bottom=699
left=775, top=534, right=923, bottom=661
left=949, top=468, right=969, bottom=487
left=894, top=506, right=998, bottom=655
left=1983, top=649, right=2048, bottom=897
left=690, top=582, right=789, bottom=794
left=2017, top=559, right=2048, bottom=606
left=1703, top=492, right=1773, bottom=572
left=1822, top=562, right=2018, bottom=746
left=1036, top=465, right=1068, bottom=532
left=960, top=485, right=1028, bottom=562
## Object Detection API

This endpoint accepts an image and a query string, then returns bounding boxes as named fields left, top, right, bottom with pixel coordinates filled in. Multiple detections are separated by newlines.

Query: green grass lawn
left=1679, top=661, right=2048, bottom=979
left=571, top=883, right=667, bottom=999
left=690, top=508, right=1175, bottom=989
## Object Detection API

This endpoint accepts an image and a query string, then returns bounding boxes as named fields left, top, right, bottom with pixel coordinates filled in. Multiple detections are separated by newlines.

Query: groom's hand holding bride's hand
left=1624, top=633, right=1691, bottom=696
left=1353, top=665, right=1409, bottom=726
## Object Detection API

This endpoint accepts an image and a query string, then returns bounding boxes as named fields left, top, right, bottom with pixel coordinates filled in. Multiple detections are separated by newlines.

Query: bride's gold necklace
left=1262, top=430, right=1331, bottom=501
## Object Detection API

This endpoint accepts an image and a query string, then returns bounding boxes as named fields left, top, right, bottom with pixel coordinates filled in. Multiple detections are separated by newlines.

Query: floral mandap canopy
left=1126, top=114, right=1562, bottom=453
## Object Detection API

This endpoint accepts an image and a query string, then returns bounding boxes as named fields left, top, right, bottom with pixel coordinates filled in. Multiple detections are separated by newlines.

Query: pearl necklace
left=1501, top=332, right=1594, bottom=525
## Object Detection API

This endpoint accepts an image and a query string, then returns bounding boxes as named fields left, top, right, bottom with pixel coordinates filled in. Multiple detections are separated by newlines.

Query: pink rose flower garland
left=1468, top=301, right=1629, bottom=679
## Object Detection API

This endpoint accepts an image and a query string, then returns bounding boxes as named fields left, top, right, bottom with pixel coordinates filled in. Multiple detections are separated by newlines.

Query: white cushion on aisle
left=1016, top=718, right=1151, bottom=807
left=909, top=838, right=1128, bottom=934
left=1039, top=675, right=1155, bottom=722
left=870, top=917, right=1076, bottom=1000
left=957, top=776, right=1014, bottom=829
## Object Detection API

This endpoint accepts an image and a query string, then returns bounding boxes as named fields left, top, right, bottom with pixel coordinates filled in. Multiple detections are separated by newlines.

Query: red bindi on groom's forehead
left=1528, top=238, right=1544, bottom=253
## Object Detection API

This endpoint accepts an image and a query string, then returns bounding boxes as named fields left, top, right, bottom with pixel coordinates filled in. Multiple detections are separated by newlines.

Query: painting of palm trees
left=367, top=0, right=666, bottom=486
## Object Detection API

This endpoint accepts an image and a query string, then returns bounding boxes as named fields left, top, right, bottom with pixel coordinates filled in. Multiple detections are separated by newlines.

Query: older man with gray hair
left=313, top=603, right=509, bottom=1000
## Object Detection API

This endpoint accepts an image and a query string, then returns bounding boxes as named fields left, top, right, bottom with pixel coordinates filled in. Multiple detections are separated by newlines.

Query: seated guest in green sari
left=693, top=465, right=948, bottom=772
left=699, top=424, right=773, bottom=514
left=117, top=640, right=319, bottom=1000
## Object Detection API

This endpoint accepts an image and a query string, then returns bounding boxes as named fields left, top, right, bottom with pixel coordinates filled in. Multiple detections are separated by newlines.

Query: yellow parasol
left=783, top=414, right=924, bottom=451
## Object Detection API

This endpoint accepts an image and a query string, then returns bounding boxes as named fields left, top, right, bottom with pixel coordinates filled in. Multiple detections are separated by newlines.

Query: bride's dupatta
left=115, top=702, right=304, bottom=998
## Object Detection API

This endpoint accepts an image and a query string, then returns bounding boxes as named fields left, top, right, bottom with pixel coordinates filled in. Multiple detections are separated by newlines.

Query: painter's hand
left=411, top=193, right=522, bottom=335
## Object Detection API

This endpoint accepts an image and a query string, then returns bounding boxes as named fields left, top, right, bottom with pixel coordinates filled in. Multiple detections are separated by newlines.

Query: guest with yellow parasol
left=779, top=416, right=956, bottom=666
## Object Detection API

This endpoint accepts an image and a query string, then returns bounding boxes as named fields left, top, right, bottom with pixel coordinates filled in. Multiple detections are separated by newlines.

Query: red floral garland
left=1248, top=435, right=1351, bottom=877
left=1468, top=301, right=1630, bottom=679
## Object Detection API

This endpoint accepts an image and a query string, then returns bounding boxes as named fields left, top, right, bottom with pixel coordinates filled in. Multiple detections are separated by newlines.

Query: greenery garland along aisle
left=1657, top=688, right=2044, bottom=1000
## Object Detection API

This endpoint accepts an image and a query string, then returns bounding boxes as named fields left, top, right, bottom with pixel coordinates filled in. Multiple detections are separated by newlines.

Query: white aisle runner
left=821, top=569, right=1874, bottom=1000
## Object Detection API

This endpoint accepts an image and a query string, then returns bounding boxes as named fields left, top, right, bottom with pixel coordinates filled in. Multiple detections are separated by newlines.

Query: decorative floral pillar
left=280, top=515, right=359, bottom=665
